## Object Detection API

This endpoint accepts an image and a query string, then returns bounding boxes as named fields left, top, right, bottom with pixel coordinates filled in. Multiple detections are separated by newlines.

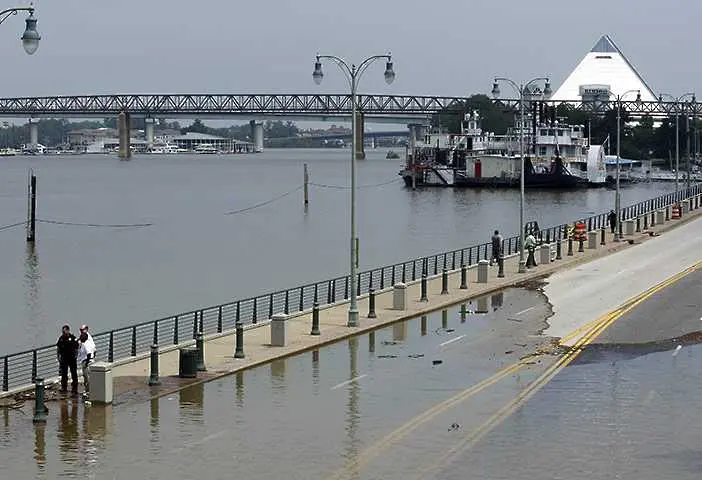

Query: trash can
left=179, top=347, right=198, bottom=378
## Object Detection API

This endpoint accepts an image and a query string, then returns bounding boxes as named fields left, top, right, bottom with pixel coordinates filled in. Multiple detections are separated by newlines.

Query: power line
left=310, top=177, right=401, bottom=190
left=224, top=185, right=303, bottom=215
left=0, top=221, right=26, bottom=232
left=37, top=219, right=153, bottom=228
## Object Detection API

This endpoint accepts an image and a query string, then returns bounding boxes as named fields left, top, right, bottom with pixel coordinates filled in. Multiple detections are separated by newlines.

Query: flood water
left=0, top=149, right=675, bottom=352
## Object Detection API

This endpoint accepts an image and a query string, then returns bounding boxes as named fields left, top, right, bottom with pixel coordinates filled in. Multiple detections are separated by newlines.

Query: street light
left=491, top=76, right=552, bottom=273
left=313, top=52, right=395, bottom=328
left=613, top=89, right=642, bottom=242
left=658, top=92, right=695, bottom=195
left=0, top=5, right=40, bottom=54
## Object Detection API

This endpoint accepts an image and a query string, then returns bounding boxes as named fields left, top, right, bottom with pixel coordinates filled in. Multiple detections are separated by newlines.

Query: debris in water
left=381, top=341, right=399, bottom=346
left=514, top=343, right=527, bottom=347
left=505, top=350, right=514, bottom=355
left=672, top=345, right=683, bottom=357
left=448, top=423, right=460, bottom=432
left=377, top=354, right=399, bottom=359
left=432, top=360, right=443, bottom=366
left=408, top=354, right=424, bottom=359
left=508, top=318, right=523, bottom=323
left=445, top=328, right=455, bottom=333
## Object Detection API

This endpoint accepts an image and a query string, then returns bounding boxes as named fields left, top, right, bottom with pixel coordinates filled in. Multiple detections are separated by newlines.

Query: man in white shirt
left=78, top=326, right=96, bottom=398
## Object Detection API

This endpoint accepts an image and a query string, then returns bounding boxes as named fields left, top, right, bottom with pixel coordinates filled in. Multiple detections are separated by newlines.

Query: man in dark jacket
left=490, top=230, right=503, bottom=266
left=56, top=325, right=79, bottom=394
left=608, top=210, right=617, bottom=234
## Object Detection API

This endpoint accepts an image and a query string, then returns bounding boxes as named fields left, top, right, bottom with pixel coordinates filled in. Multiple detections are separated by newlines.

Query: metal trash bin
left=179, top=347, right=198, bottom=378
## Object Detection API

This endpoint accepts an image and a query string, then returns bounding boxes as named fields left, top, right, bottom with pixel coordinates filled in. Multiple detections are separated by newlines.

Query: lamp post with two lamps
left=491, top=76, right=552, bottom=273
left=0, top=4, right=40, bottom=54
left=658, top=92, right=696, bottom=196
left=312, top=53, right=395, bottom=327
left=612, top=89, right=641, bottom=241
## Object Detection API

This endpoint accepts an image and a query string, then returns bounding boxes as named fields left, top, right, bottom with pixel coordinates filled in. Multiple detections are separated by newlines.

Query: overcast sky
left=0, top=0, right=698, bottom=102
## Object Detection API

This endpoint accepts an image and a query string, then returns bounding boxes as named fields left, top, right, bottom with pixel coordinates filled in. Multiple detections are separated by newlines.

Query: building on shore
left=171, top=132, right=255, bottom=153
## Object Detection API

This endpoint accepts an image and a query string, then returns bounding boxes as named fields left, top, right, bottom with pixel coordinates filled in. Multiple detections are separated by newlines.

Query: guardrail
left=2, top=184, right=701, bottom=393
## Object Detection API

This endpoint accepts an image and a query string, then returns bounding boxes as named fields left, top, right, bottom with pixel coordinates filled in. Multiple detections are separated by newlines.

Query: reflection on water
left=491, top=292, right=504, bottom=311
left=24, top=242, right=43, bottom=348
left=421, top=315, right=427, bottom=336
left=476, top=296, right=489, bottom=314
left=235, top=371, right=245, bottom=408
left=33, top=423, right=46, bottom=470
left=58, top=401, right=79, bottom=462
left=343, top=338, right=361, bottom=472
left=369, top=331, right=376, bottom=353
left=179, top=383, right=204, bottom=422
left=392, top=321, right=408, bottom=343
left=441, top=310, right=448, bottom=330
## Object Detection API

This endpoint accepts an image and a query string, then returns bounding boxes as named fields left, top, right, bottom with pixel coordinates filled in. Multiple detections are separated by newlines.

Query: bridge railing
left=2, top=184, right=701, bottom=394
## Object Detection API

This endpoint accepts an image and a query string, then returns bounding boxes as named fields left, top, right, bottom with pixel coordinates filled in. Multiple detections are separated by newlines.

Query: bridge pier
left=354, top=111, right=365, bottom=160
left=28, top=119, right=39, bottom=151
left=118, top=111, right=131, bottom=160
left=145, top=117, right=155, bottom=150
left=250, top=120, right=264, bottom=153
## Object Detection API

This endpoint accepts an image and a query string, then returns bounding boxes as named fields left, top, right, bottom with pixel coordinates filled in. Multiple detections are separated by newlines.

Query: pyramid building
left=552, top=35, right=657, bottom=102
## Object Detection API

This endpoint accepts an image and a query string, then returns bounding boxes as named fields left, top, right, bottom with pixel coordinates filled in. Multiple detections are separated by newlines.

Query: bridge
left=1, top=93, right=697, bottom=156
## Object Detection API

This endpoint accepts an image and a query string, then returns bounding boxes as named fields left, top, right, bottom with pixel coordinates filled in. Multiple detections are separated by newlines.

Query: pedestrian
left=608, top=209, right=617, bottom=234
left=79, top=324, right=96, bottom=358
left=77, top=331, right=95, bottom=398
left=524, top=232, right=537, bottom=268
left=56, top=325, right=79, bottom=395
left=490, top=230, right=503, bottom=266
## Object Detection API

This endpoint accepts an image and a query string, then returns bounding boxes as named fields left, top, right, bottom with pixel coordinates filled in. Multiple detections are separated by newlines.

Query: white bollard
left=539, top=244, right=551, bottom=264
left=625, top=220, right=635, bottom=236
left=682, top=200, right=690, bottom=214
left=587, top=231, right=598, bottom=249
left=393, top=283, right=407, bottom=310
left=89, top=362, right=113, bottom=404
left=271, top=314, right=288, bottom=347
left=656, top=210, right=665, bottom=225
left=477, top=260, right=489, bottom=283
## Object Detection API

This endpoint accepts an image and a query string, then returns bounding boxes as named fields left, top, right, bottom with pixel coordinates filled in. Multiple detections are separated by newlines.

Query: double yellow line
left=329, top=262, right=700, bottom=480
left=416, top=261, right=701, bottom=479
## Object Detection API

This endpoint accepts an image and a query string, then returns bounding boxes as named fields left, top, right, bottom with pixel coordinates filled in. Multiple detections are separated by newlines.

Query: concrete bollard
left=271, top=314, right=288, bottom=346
left=459, top=264, right=467, bottom=289
left=441, top=269, right=449, bottom=295
left=89, top=362, right=113, bottom=405
left=477, top=260, right=489, bottom=283
left=148, top=344, right=161, bottom=386
left=656, top=210, right=665, bottom=225
left=367, top=290, right=377, bottom=319
left=587, top=231, right=598, bottom=249
left=567, top=237, right=574, bottom=256
left=625, top=220, right=635, bottom=236
left=32, top=378, right=47, bottom=423
left=393, top=283, right=407, bottom=310
left=234, top=322, right=246, bottom=357
left=420, top=273, right=428, bottom=302
left=665, top=205, right=671, bottom=221
left=539, top=244, right=551, bottom=264
left=195, top=331, right=206, bottom=372
left=498, top=255, right=505, bottom=277
left=682, top=200, right=690, bottom=214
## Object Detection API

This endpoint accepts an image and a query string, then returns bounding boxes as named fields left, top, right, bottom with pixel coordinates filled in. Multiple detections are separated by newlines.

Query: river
left=0, top=148, right=674, bottom=353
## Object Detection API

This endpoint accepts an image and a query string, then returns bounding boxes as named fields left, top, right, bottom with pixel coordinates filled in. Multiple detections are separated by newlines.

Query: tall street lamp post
left=0, top=4, right=40, bottom=54
left=491, top=77, right=552, bottom=273
left=659, top=92, right=695, bottom=196
left=613, top=89, right=641, bottom=241
left=313, top=53, right=395, bottom=327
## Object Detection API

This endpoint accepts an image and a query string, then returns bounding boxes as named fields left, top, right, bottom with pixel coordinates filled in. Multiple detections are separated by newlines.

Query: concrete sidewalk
left=106, top=197, right=702, bottom=405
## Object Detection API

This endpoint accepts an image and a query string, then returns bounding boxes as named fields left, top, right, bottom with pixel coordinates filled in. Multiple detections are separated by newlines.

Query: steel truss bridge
left=0, top=93, right=697, bottom=118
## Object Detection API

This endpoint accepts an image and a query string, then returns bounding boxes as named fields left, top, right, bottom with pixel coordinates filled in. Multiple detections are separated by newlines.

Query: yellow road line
left=416, top=262, right=701, bottom=479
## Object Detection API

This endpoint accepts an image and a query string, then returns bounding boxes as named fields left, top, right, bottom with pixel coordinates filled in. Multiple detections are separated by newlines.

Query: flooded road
left=1, top=270, right=700, bottom=479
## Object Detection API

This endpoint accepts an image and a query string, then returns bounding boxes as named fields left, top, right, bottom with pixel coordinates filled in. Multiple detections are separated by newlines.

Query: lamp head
left=635, top=91, right=642, bottom=104
left=543, top=80, right=552, bottom=99
left=383, top=58, right=395, bottom=85
left=312, top=57, right=323, bottom=86
left=491, top=81, right=500, bottom=98
left=21, top=12, right=40, bottom=55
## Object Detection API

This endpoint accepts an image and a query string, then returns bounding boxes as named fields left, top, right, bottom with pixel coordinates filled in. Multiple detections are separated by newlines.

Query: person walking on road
left=608, top=209, right=617, bottom=234
left=56, top=325, right=79, bottom=395
left=524, top=232, right=537, bottom=268
left=490, top=230, right=503, bottom=266
left=77, top=331, right=95, bottom=398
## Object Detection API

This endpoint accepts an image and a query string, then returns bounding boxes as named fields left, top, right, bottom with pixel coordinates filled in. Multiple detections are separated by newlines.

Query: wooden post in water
left=26, top=171, right=37, bottom=243
left=303, top=163, right=309, bottom=208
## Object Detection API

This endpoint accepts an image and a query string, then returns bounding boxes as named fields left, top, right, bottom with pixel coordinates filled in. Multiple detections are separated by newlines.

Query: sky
left=0, top=0, right=699, bottom=120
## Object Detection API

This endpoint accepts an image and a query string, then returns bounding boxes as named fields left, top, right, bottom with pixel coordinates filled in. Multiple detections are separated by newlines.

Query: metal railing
left=2, top=184, right=701, bottom=393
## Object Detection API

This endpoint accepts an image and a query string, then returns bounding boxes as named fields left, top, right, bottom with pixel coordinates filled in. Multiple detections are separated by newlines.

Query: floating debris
left=377, top=354, right=399, bottom=359
left=507, top=318, right=523, bottom=323
left=432, top=360, right=443, bottom=366
left=672, top=345, right=683, bottom=357
left=381, top=341, right=400, bottom=346
left=514, top=343, right=527, bottom=347
left=445, top=328, right=455, bottom=333
left=408, top=354, right=425, bottom=359
left=448, top=423, right=460, bottom=432
left=505, top=350, right=514, bottom=355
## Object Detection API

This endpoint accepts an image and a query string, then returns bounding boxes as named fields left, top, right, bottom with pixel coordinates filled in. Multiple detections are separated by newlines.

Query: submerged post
left=26, top=172, right=37, bottom=242
left=303, top=163, right=309, bottom=208
left=32, top=378, right=47, bottom=423
left=367, top=289, right=377, bottom=318
left=148, top=344, right=161, bottom=386
left=441, top=268, right=449, bottom=294
left=195, top=331, right=206, bottom=372
left=234, top=322, right=245, bottom=358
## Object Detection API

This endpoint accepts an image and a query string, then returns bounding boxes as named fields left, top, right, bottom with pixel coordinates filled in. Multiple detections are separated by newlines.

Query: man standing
left=608, top=210, right=617, bottom=234
left=490, top=230, right=503, bottom=266
left=79, top=325, right=96, bottom=359
left=78, top=331, right=95, bottom=398
left=56, top=325, right=79, bottom=394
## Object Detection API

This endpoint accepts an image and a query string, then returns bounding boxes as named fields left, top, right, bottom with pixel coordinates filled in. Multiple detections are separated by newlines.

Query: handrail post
left=131, top=326, right=137, bottom=356
left=234, top=322, right=245, bottom=358
left=217, top=306, right=223, bottom=333
left=148, top=344, right=161, bottom=386
left=108, top=332, right=114, bottom=362
left=311, top=303, right=321, bottom=335
left=3, top=357, right=8, bottom=392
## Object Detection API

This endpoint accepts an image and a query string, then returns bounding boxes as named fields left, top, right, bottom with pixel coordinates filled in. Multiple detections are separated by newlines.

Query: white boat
left=0, top=148, right=19, bottom=157
left=194, top=144, right=218, bottom=154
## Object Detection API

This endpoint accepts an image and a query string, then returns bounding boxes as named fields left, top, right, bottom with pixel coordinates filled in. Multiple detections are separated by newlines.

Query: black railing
left=1, top=184, right=700, bottom=393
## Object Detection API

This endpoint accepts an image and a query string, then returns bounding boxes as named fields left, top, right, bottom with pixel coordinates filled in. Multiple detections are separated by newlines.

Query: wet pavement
left=1, top=271, right=701, bottom=479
